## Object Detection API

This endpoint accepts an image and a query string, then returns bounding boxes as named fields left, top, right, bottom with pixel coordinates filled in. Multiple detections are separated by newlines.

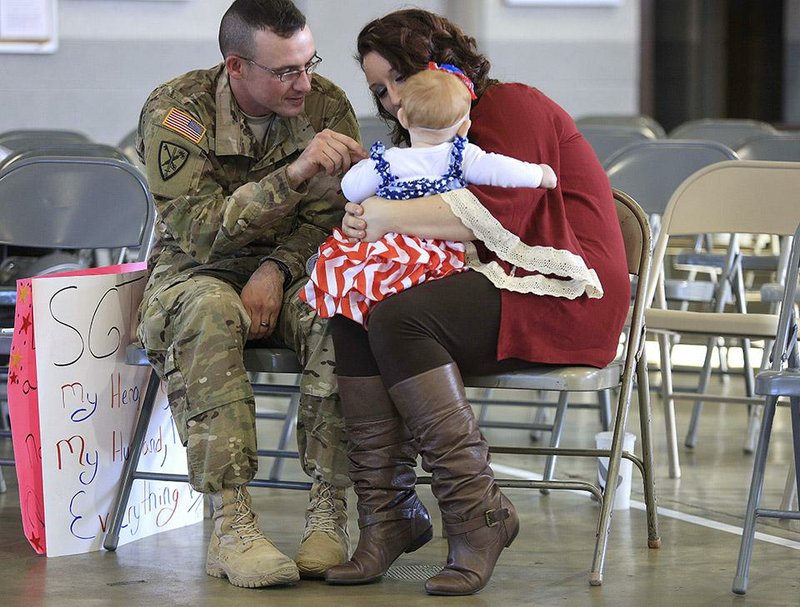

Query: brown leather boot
left=325, top=376, right=433, bottom=585
left=388, top=363, right=519, bottom=596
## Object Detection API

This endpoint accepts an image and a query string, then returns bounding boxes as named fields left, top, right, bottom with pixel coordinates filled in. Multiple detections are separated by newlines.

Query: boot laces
left=230, top=487, right=267, bottom=545
left=303, top=482, right=339, bottom=538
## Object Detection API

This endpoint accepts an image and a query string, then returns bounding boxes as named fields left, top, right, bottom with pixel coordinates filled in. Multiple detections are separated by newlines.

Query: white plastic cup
left=595, top=431, right=637, bottom=510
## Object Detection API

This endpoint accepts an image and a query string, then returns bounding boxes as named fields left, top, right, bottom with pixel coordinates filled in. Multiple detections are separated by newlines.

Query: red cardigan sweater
left=466, top=83, right=630, bottom=367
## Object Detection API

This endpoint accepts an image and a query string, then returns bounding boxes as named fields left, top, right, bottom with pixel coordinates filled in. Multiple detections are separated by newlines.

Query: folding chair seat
left=668, top=118, right=777, bottom=151
left=454, top=189, right=659, bottom=586
left=732, top=219, right=800, bottom=595
left=575, top=114, right=666, bottom=139
left=643, top=161, right=800, bottom=479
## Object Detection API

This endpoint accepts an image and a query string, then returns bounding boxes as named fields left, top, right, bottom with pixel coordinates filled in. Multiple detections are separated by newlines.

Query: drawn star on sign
left=17, top=283, right=31, bottom=303
left=19, top=313, right=32, bottom=334
left=9, top=350, right=22, bottom=371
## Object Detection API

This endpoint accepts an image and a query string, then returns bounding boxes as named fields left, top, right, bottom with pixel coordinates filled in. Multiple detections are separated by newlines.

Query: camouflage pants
left=137, top=272, right=350, bottom=493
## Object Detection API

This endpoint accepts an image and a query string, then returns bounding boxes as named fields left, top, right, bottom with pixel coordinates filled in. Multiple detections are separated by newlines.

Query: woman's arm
left=342, top=194, right=476, bottom=242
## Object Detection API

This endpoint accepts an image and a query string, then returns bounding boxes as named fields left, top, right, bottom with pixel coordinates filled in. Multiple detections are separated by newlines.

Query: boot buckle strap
left=445, top=508, right=510, bottom=535
left=360, top=508, right=416, bottom=528
left=485, top=508, right=508, bottom=528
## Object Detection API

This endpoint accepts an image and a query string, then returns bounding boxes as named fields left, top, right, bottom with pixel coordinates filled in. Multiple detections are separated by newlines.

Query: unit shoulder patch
left=161, top=107, right=207, bottom=144
left=158, top=141, right=190, bottom=181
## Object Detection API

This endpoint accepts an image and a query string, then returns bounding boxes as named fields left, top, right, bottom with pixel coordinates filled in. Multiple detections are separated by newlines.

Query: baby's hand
left=539, top=164, right=557, bottom=189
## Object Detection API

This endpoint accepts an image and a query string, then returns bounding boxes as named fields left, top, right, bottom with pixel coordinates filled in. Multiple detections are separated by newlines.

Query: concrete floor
left=1, top=351, right=799, bottom=607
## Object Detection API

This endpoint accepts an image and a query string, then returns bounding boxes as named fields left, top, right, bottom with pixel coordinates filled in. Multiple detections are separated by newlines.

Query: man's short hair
left=219, top=0, right=306, bottom=59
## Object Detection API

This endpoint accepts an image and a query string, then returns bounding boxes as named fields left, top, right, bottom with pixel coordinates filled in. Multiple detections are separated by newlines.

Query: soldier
left=135, top=0, right=365, bottom=588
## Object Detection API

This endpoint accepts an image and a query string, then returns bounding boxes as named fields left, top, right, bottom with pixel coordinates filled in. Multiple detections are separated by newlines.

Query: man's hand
left=286, top=129, right=367, bottom=189
left=241, top=261, right=285, bottom=340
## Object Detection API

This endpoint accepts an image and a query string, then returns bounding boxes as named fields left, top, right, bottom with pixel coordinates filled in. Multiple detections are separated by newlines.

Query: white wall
left=450, top=0, right=640, bottom=117
left=0, top=0, right=640, bottom=145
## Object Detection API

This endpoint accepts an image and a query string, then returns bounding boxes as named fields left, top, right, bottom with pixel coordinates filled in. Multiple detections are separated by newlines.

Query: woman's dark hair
left=219, top=0, right=306, bottom=59
left=356, top=9, right=496, bottom=145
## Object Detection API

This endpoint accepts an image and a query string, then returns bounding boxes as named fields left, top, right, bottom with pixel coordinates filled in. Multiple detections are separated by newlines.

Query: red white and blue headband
left=427, top=61, right=478, bottom=100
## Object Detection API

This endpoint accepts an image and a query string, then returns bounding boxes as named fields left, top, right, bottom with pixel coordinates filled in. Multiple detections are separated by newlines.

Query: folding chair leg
left=589, top=418, right=628, bottom=586
left=658, top=332, right=682, bottom=478
left=686, top=335, right=718, bottom=449
left=0, top=467, right=6, bottom=494
left=732, top=394, right=779, bottom=594
left=540, top=391, right=569, bottom=495
left=267, top=394, right=299, bottom=481
left=598, top=389, right=612, bottom=431
left=529, top=401, right=548, bottom=442
left=103, top=370, right=161, bottom=551
left=745, top=404, right=764, bottom=456
left=636, top=352, right=661, bottom=548
left=779, top=458, right=797, bottom=513
left=477, top=388, right=493, bottom=424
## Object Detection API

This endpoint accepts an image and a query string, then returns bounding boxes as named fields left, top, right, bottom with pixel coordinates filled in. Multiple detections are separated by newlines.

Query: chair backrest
left=0, top=129, right=91, bottom=151
left=668, top=118, right=777, bottom=150
left=604, top=139, right=738, bottom=217
left=0, top=155, right=154, bottom=258
left=647, top=160, right=800, bottom=305
left=576, top=114, right=666, bottom=139
left=0, top=143, right=129, bottom=172
left=613, top=188, right=651, bottom=280
left=578, top=125, right=655, bottom=164
left=117, top=128, right=146, bottom=172
left=358, top=116, right=397, bottom=149
left=736, top=132, right=800, bottom=161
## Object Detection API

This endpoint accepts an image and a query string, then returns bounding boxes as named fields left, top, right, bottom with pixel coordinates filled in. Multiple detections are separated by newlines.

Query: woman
left=324, top=8, right=630, bottom=596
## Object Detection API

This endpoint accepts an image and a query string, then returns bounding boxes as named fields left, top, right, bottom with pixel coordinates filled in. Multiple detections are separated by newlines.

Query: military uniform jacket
left=137, top=63, right=360, bottom=293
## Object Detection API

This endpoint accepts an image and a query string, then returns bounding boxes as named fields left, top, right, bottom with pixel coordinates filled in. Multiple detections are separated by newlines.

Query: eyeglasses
left=241, top=52, right=322, bottom=83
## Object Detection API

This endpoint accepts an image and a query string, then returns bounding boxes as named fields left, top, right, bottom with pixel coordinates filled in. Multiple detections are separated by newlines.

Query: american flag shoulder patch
left=162, top=107, right=207, bottom=144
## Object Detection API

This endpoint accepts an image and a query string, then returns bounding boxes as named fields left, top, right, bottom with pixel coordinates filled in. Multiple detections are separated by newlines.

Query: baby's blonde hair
left=401, top=70, right=472, bottom=130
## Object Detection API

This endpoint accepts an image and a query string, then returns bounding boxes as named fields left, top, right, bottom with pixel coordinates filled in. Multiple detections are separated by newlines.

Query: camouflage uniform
left=136, top=64, right=356, bottom=493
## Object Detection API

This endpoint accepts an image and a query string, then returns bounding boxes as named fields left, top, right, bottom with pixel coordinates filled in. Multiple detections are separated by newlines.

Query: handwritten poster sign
left=8, top=263, right=202, bottom=557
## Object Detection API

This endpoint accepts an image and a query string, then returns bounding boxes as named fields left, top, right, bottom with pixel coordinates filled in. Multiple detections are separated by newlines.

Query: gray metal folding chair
left=0, top=153, right=155, bottom=490
left=576, top=114, right=666, bottom=139
left=668, top=118, right=777, bottom=151
left=457, top=189, right=659, bottom=586
left=732, top=219, right=800, bottom=595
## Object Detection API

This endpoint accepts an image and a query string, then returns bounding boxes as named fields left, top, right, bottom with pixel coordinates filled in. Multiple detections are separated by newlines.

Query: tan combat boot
left=294, top=479, right=350, bottom=578
left=206, top=486, right=300, bottom=588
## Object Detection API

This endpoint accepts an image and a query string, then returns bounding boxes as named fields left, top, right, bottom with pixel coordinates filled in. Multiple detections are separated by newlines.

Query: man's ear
left=225, top=55, right=246, bottom=80
left=397, top=107, right=409, bottom=130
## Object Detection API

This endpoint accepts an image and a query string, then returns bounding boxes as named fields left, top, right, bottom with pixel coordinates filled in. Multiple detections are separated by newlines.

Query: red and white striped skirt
left=300, top=228, right=467, bottom=325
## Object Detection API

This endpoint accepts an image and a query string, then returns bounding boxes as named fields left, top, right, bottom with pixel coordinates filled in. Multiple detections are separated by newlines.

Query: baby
left=301, top=63, right=557, bottom=325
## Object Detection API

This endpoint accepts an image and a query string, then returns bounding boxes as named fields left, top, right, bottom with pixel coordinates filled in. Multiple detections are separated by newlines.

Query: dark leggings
left=330, top=271, right=529, bottom=389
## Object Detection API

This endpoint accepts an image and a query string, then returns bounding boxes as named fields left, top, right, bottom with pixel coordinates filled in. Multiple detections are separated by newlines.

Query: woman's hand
left=341, top=196, right=390, bottom=242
